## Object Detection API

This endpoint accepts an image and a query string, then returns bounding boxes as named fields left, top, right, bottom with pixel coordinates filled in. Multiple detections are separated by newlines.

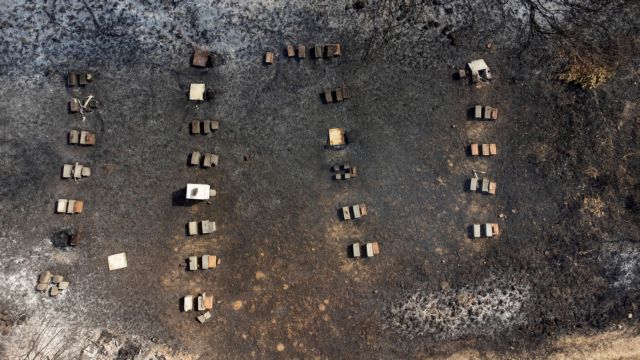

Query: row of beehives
left=461, top=60, right=502, bottom=239
left=55, top=72, right=99, bottom=215
left=318, top=45, right=383, bottom=259
left=43, top=71, right=99, bottom=297
left=191, top=43, right=342, bottom=69
left=264, top=43, right=342, bottom=64
left=55, top=72, right=98, bottom=212
left=178, top=49, right=229, bottom=324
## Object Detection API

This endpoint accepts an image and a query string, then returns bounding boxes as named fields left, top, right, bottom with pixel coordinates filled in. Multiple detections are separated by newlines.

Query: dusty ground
left=0, top=0, right=639, bottom=359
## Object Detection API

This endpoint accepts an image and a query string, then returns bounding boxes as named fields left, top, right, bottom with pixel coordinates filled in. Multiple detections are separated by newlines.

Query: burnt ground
left=0, top=0, right=639, bottom=359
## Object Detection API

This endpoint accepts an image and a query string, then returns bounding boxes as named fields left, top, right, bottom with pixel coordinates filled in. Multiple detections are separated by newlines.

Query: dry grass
left=582, top=196, right=605, bottom=218
left=584, top=166, right=599, bottom=179
left=558, top=60, right=611, bottom=90
left=554, top=38, right=630, bottom=90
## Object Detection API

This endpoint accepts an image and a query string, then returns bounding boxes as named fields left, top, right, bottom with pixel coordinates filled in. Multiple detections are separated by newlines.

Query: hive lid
left=107, top=253, right=128, bottom=271
left=328, top=128, right=345, bottom=146
left=189, top=83, right=206, bottom=101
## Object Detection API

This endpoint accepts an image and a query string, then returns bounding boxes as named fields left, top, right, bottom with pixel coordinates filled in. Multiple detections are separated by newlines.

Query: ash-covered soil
left=0, top=0, right=639, bottom=359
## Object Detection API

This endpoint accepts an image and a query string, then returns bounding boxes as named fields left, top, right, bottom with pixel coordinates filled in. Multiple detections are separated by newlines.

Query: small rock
left=276, top=343, right=285, bottom=352
left=52, top=275, right=64, bottom=284
left=58, top=281, right=69, bottom=290
left=451, top=125, right=456, bottom=128
left=629, top=313, right=633, bottom=319
left=36, top=283, right=48, bottom=292
left=50, top=286, right=59, bottom=297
